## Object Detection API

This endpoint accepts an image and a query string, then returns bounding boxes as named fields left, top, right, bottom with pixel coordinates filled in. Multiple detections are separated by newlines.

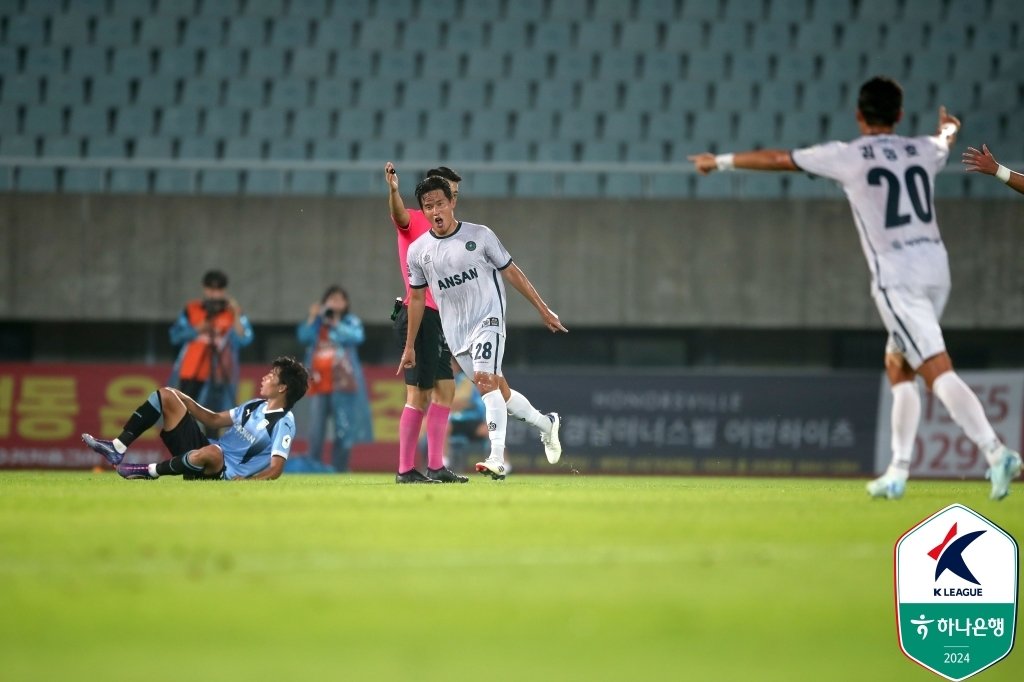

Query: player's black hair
left=415, top=176, right=453, bottom=208
left=273, top=356, right=309, bottom=411
left=426, top=166, right=462, bottom=183
left=858, top=76, right=903, bottom=126
left=202, top=269, right=228, bottom=289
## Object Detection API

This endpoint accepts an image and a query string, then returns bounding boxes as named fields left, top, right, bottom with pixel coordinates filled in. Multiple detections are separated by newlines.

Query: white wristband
left=995, top=164, right=1012, bottom=184
left=714, top=153, right=735, bottom=171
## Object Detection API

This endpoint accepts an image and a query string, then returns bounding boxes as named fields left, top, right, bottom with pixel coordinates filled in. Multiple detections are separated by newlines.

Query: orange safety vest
left=178, top=300, right=237, bottom=382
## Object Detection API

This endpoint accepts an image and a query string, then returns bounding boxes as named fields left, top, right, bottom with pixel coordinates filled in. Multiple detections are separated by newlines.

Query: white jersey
left=407, top=221, right=513, bottom=356
left=791, top=134, right=951, bottom=290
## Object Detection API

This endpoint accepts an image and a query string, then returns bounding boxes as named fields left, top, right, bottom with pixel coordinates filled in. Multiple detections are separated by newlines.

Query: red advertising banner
left=0, top=363, right=405, bottom=471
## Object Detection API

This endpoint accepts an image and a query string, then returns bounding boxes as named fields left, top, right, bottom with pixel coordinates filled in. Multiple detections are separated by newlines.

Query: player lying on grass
left=399, top=175, right=567, bottom=480
left=690, top=76, right=1022, bottom=501
left=82, top=356, right=309, bottom=481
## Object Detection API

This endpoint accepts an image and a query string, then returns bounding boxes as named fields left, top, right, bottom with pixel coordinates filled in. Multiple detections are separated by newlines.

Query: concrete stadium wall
left=1, top=193, right=1022, bottom=329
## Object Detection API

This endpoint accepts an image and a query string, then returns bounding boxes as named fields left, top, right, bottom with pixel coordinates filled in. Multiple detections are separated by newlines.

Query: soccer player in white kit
left=399, top=176, right=568, bottom=480
left=690, top=76, right=1022, bottom=500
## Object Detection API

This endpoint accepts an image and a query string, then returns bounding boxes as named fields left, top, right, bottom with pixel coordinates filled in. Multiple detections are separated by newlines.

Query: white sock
left=931, top=371, right=1002, bottom=465
left=888, top=381, right=920, bottom=480
left=147, top=463, right=159, bottom=478
left=113, top=438, right=127, bottom=454
left=481, top=389, right=507, bottom=461
left=505, top=390, right=551, bottom=434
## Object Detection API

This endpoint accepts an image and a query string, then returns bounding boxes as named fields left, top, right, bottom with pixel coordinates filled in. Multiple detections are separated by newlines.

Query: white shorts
left=454, top=329, right=505, bottom=378
left=871, top=284, right=949, bottom=369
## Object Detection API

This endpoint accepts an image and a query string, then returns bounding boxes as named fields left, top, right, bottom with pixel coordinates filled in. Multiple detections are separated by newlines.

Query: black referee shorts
left=393, top=304, right=454, bottom=389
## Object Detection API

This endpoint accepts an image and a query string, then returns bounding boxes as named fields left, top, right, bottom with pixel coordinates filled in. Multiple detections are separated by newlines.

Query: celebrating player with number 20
left=689, top=76, right=1022, bottom=501
left=399, top=176, right=567, bottom=480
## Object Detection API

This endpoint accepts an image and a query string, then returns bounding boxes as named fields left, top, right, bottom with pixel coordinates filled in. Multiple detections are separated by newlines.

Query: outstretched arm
left=385, top=161, right=411, bottom=228
left=962, top=144, right=1024, bottom=196
left=688, top=149, right=798, bottom=175
left=501, top=263, right=568, bottom=333
left=173, top=389, right=233, bottom=429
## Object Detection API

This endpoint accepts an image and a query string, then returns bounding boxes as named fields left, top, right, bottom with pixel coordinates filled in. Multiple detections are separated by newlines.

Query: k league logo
left=895, top=504, right=1018, bottom=681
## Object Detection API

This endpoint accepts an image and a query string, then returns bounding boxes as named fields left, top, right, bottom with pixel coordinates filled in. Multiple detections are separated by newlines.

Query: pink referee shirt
left=393, top=208, right=439, bottom=310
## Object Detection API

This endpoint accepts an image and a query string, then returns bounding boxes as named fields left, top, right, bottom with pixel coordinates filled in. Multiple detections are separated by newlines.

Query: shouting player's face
left=420, top=189, right=456, bottom=236
left=260, top=368, right=285, bottom=402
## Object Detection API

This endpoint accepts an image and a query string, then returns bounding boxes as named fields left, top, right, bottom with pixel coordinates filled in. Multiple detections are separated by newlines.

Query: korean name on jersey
left=792, top=134, right=950, bottom=290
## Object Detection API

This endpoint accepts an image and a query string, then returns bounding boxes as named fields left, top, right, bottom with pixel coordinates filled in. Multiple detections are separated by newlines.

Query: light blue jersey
left=213, top=399, right=296, bottom=479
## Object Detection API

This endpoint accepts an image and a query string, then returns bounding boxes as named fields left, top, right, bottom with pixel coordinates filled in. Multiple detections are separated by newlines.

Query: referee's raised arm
left=385, top=161, right=411, bottom=228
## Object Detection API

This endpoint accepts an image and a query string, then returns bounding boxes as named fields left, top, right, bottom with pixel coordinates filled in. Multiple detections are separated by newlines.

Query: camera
left=202, top=298, right=227, bottom=317
left=323, top=308, right=342, bottom=320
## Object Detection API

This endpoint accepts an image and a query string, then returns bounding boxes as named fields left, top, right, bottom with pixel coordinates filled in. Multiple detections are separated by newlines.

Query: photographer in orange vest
left=168, top=270, right=253, bottom=412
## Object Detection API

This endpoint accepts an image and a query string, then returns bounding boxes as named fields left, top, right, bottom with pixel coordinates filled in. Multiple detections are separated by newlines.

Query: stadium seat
left=225, top=78, right=266, bottom=107
left=534, top=79, right=576, bottom=111
left=114, top=107, right=156, bottom=137
left=199, top=168, right=241, bottom=194
left=713, top=80, right=753, bottom=112
left=514, top=170, right=557, bottom=197
left=400, top=19, right=443, bottom=51
left=552, top=51, right=592, bottom=80
left=0, top=105, right=19, bottom=135
left=693, top=172, right=735, bottom=198
left=424, top=109, right=466, bottom=139
left=562, top=172, right=601, bottom=197
left=0, top=136, right=36, bottom=156
left=202, top=48, right=244, bottom=79
left=819, top=51, right=862, bottom=83
left=778, top=111, right=825, bottom=147
left=133, top=136, right=173, bottom=159
left=774, top=52, right=818, bottom=81
left=460, top=0, right=500, bottom=21
left=706, top=21, right=748, bottom=52
left=380, top=109, right=422, bottom=139
left=470, top=171, right=510, bottom=196
left=576, top=22, right=615, bottom=50
left=109, top=167, right=150, bottom=193
left=16, top=167, right=58, bottom=192
left=177, top=136, right=217, bottom=159
left=158, top=0, right=196, bottom=14
left=291, top=108, right=333, bottom=139
left=43, top=75, right=86, bottom=106
left=289, top=0, right=329, bottom=17
left=22, top=46, right=64, bottom=77
left=730, top=51, right=773, bottom=84
left=688, top=111, right=732, bottom=148
left=648, top=172, right=690, bottom=198
left=63, top=167, right=106, bottom=192
left=751, top=22, right=793, bottom=51
left=504, top=0, right=543, bottom=19
left=271, top=16, right=312, bottom=48
left=557, top=110, right=599, bottom=140
left=597, top=49, right=641, bottom=81
left=681, top=0, right=721, bottom=20
left=686, top=51, right=728, bottom=81
left=490, top=140, right=531, bottom=162
left=245, top=46, right=287, bottom=78
left=735, top=173, right=785, bottom=198
left=603, top=111, right=644, bottom=141
left=533, top=22, right=573, bottom=51
left=447, top=139, right=488, bottom=161
left=223, top=137, right=264, bottom=159
left=158, top=47, right=199, bottom=76
left=312, top=78, right=352, bottom=108
left=290, top=46, right=332, bottom=77
left=268, top=138, right=306, bottom=160
left=579, top=80, right=619, bottom=111
left=508, top=51, right=550, bottom=79
left=758, top=83, right=799, bottom=113
left=85, top=136, right=127, bottom=158
left=290, top=169, right=330, bottom=194
left=447, top=78, right=489, bottom=111
left=374, top=49, right=417, bottom=82
left=50, top=14, right=93, bottom=45
left=64, top=106, right=110, bottom=135
left=511, top=110, right=556, bottom=141
left=180, top=78, right=220, bottom=107
left=154, top=167, right=195, bottom=193
left=667, top=80, right=710, bottom=111
left=136, top=75, right=181, bottom=107
left=447, top=20, right=490, bottom=50
left=5, top=15, right=47, bottom=46
left=534, top=139, right=575, bottom=162
left=398, top=140, right=439, bottom=163
left=734, top=111, right=776, bottom=148
left=485, top=78, right=528, bottom=111
left=182, top=17, right=224, bottom=48
left=159, top=106, right=201, bottom=137
left=269, top=79, right=308, bottom=108
left=224, top=16, right=267, bottom=47
left=333, top=169, right=375, bottom=195
left=138, top=16, right=179, bottom=47
left=420, top=51, right=463, bottom=80
left=337, top=108, right=377, bottom=139
left=40, top=136, right=82, bottom=158
left=244, top=168, right=286, bottom=194
left=2, top=75, right=39, bottom=105
left=624, top=140, right=667, bottom=162
left=604, top=171, right=644, bottom=198
left=620, top=22, right=662, bottom=50
left=93, top=16, right=137, bottom=47
left=246, top=0, right=286, bottom=15
left=623, top=79, right=668, bottom=111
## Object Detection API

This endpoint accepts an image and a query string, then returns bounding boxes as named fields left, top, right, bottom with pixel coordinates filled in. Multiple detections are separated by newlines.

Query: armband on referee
left=714, top=153, right=735, bottom=171
left=995, top=164, right=1012, bottom=184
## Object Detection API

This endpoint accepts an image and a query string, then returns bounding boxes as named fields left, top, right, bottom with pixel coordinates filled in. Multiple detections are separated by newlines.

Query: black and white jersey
left=792, top=134, right=951, bottom=289
left=407, top=221, right=513, bottom=356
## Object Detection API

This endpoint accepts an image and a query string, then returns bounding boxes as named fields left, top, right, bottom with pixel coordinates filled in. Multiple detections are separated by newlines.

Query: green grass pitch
left=1, top=471, right=1019, bottom=681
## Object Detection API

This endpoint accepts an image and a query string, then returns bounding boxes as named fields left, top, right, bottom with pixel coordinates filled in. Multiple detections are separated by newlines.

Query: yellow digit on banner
left=101, top=375, right=161, bottom=438
left=0, top=375, right=13, bottom=437
left=17, top=376, right=78, bottom=440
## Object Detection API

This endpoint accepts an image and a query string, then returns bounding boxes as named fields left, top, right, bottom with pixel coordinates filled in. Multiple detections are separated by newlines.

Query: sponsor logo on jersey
left=437, top=267, right=479, bottom=290
left=466, top=241, right=477, bottom=251
left=483, top=317, right=499, bottom=327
